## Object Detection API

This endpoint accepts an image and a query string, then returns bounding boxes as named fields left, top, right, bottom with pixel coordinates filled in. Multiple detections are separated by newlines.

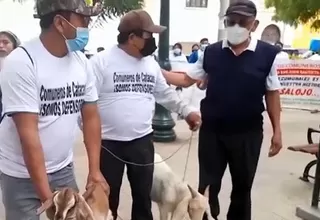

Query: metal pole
left=217, top=0, right=229, bottom=41
left=152, top=0, right=176, bottom=142
left=218, top=0, right=244, bottom=41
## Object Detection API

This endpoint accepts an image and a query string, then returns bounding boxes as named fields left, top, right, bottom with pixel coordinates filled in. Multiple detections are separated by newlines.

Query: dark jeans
left=198, top=128, right=263, bottom=220
left=100, top=133, right=154, bottom=220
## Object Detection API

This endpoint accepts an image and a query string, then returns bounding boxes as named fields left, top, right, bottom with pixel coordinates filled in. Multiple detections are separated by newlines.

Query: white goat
left=37, top=184, right=110, bottom=220
left=151, top=153, right=214, bottom=220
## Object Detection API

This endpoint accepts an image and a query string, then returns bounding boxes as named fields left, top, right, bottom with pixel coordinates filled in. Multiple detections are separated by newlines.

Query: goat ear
left=204, top=185, right=210, bottom=198
left=187, top=185, right=198, bottom=198
left=82, top=185, right=95, bottom=200
left=36, top=191, right=60, bottom=215
left=36, top=198, right=54, bottom=215
left=172, top=197, right=189, bottom=220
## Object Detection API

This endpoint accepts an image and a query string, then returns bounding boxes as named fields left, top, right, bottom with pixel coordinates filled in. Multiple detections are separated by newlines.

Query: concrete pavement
left=0, top=109, right=318, bottom=219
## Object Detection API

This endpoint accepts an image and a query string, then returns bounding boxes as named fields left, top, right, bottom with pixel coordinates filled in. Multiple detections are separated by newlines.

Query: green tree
left=6, top=0, right=144, bottom=23
left=265, top=0, right=320, bottom=29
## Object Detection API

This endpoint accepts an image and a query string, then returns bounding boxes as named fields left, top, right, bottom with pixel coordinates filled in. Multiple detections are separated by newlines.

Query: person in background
left=169, top=42, right=188, bottom=71
left=188, top=38, right=209, bottom=63
left=169, top=42, right=189, bottom=119
left=274, top=41, right=289, bottom=59
left=162, top=1, right=282, bottom=219
left=0, top=31, right=20, bottom=59
left=97, top=46, right=105, bottom=52
left=0, top=31, right=20, bottom=120
left=191, top=43, right=199, bottom=53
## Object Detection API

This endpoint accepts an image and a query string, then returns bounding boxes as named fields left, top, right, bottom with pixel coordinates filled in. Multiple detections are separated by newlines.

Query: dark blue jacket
left=201, top=40, right=279, bottom=133
left=188, top=51, right=199, bottom=63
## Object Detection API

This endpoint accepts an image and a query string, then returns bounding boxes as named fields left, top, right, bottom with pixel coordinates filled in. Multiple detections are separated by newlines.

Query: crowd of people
left=0, top=0, right=284, bottom=220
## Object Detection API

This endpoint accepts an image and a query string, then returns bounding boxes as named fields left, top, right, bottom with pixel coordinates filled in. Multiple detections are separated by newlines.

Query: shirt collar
left=222, top=38, right=258, bottom=52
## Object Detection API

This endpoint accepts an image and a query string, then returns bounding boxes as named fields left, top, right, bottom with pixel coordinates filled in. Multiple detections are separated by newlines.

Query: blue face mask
left=65, top=27, right=89, bottom=52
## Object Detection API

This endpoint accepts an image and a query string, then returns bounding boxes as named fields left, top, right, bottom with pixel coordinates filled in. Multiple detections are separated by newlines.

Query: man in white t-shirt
left=89, top=9, right=201, bottom=220
left=0, top=0, right=108, bottom=219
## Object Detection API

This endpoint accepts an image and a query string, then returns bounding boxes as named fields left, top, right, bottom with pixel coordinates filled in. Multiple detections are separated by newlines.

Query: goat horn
left=204, top=185, right=210, bottom=198
left=187, top=184, right=198, bottom=198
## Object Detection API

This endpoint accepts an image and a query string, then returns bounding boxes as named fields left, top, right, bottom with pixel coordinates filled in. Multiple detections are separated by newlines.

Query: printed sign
left=277, top=60, right=320, bottom=110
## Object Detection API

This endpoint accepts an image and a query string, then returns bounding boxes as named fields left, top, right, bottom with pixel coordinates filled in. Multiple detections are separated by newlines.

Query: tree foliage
left=265, top=0, right=320, bottom=29
left=92, top=0, right=144, bottom=27
left=4, top=0, right=144, bottom=27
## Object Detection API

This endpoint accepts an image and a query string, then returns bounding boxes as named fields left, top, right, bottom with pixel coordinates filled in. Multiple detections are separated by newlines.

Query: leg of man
left=0, top=163, right=78, bottom=220
left=125, top=134, right=154, bottom=220
left=225, top=131, right=263, bottom=220
left=198, top=128, right=228, bottom=220
left=1, top=173, right=41, bottom=220
left=49, top=163, right=79, bottom=191
left=101, top=140, right=125, bottom=220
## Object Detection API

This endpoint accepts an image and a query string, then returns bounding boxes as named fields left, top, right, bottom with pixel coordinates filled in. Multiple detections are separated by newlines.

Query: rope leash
left=106, top=132, right=194, bottom=220
left=101, top=131, right=194, bottom=167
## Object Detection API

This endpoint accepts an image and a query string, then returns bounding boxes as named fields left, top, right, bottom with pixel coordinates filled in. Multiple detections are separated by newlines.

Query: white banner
left=277, top=59, right=320, bottom=111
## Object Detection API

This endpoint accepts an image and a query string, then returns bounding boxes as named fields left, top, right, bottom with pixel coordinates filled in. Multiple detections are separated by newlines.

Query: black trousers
left=198, top=128, right=263, bottom=220
left=100, top=134, right=154, bottom=220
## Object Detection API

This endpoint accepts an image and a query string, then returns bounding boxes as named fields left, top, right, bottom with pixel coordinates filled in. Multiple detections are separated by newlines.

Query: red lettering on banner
left=277, top=68, right=320, bottom=76
left=280, top=88, right=313, bottom=96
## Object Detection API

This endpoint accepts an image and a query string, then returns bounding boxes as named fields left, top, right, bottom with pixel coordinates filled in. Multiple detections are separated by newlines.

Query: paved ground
left=0, top=109, right=319, bottom=219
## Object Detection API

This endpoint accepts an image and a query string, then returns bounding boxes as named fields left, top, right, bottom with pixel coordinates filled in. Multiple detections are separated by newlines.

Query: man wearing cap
left=162, top=1, right=282, bottom=220
left=0, top=0, right=107, bottom=219
left=89, top=9, right=201, bottom=220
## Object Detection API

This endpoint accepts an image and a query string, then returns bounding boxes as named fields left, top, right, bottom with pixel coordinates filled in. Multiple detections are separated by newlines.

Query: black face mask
left=140, top=37, right=157, bottom=57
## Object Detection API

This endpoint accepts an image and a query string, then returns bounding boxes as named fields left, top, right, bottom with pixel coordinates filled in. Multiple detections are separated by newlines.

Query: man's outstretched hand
left=185, top=112, right=202, bottom=131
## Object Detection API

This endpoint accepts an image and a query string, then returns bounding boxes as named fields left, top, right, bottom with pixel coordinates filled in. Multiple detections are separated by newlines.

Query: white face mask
left=200, top=44, right=208, bottom=51
left=226, top=24, right=250, bottom=45
left=266, top=41, right=275, bottom=45
left=173, top=48, right=181, bottom=55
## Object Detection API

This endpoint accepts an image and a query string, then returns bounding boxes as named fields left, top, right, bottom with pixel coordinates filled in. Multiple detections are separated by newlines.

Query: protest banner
left=277, top=59, right=320, bottom=111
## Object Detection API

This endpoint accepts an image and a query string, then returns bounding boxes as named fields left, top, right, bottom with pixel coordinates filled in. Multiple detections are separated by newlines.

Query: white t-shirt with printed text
left=0, top=37, right=97, bottom=178
left=90, top=45, right=195, bottom=141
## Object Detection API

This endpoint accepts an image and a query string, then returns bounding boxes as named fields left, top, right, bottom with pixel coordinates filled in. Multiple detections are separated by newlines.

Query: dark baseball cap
left=33, top=0, right=102, bottom=18
left=225, top=0, right=257, bottom=17
left=118, top=10, right=167, bottom=34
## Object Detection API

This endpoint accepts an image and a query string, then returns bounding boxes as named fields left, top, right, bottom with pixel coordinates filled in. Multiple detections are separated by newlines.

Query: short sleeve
left=265, top=55, right=281, bottom=91
left=89, top=53, right=106, bottom=95
left=1, top=55, right=39, bottom=114
left=185, top=52, right=207, bottom=81
left=83, top=59, right=98, bottom=103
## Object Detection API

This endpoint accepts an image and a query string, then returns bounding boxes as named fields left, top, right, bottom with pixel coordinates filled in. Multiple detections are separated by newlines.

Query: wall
left=0, top=0, right=40, bottom=42
left=145, top=0, right=219, bottom=45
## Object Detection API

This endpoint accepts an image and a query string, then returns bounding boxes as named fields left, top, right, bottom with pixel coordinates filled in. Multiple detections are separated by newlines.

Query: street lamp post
left=218, top=0, right=229, bottom=40
left=152, top=0, right=176, bottom=142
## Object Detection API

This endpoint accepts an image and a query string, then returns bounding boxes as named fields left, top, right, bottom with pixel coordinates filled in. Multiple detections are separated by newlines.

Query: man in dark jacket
left=162, top=1, right=282, bottom=220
